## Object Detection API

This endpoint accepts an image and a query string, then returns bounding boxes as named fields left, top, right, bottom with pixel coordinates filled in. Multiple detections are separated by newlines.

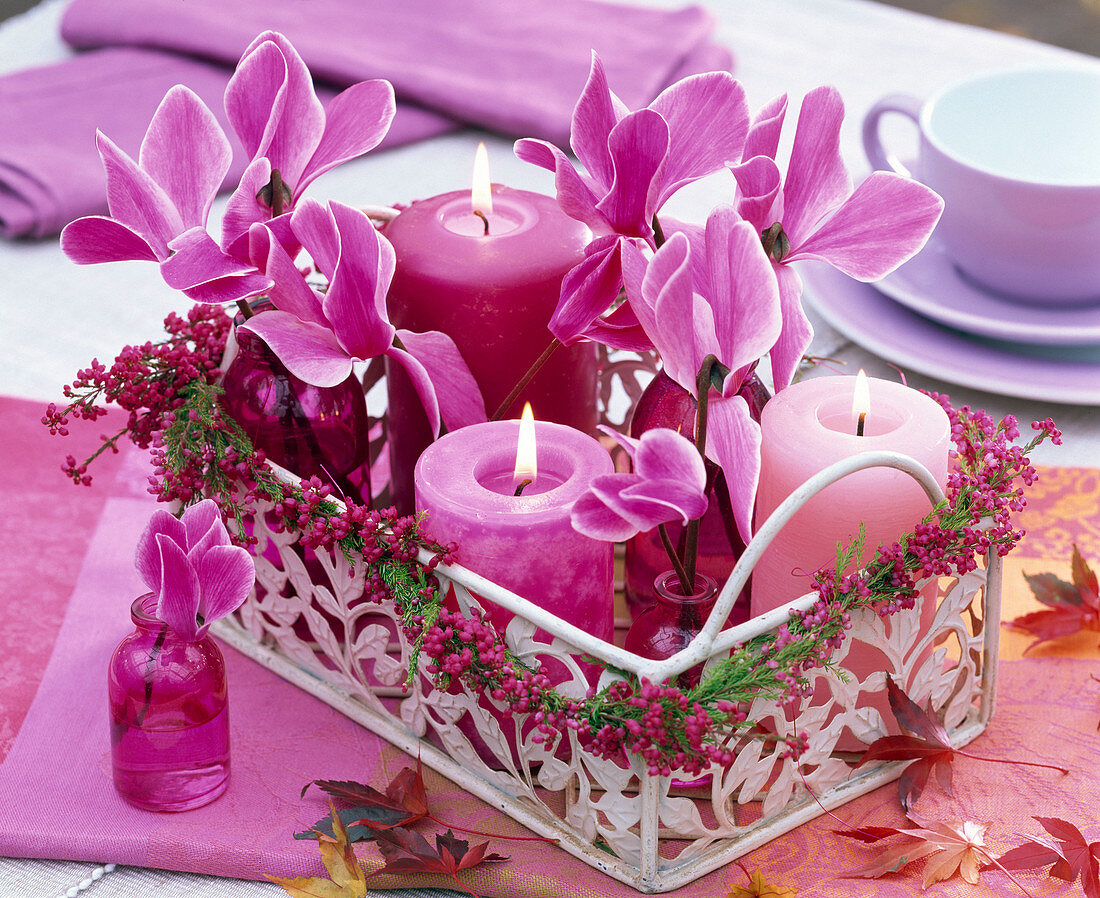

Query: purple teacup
left=863, top=68, right=1100, bottom=306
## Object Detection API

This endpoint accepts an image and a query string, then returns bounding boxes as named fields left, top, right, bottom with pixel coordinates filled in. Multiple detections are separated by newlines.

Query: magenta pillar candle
left=414, top=419, right=614, bottom=646
left=751, top=375, right=950, bottom=616
left=384, top=183, right=597, bottom=513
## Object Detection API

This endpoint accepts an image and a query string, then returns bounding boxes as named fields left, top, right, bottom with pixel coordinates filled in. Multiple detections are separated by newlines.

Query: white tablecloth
left=1, top=0, right=1097, bottom=895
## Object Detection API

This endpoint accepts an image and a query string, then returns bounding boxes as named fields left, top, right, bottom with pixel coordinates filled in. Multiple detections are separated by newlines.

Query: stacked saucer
left=800, top=232, right=1100, bottom=405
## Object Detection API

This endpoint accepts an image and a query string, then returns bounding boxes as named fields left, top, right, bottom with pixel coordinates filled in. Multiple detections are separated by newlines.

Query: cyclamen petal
left=729, top=155, right=782, bottom=233
left=386, top=346, right=442, bottom=438
left=181, top=499, right=222, bottom=552
left=785, top=172, right=944, bottom=279
left=289, top=197, right=341, bottom=277
left=60, top=216, right=158, bottom=265
left=162, top=227, right=262, bottom=291
left=632, top=427, right=706, bottom=492
left=568, top=52, right=624, bottom=189
left=96, top=131, right=183, bottom=259
left=239, top=311, right=354, bottom=388
left=705, top=395, right=762, bottom=544
left=225, top=39, right=288, bottom=163
left=768, top=263, right=813, bottom=393
left=179, top=273, right=274, bottom=306
left=395, top=329, right=486, bottom=430
left=248, top=222, right=327, bottom=326
left=134, top=509, right=186, bottom=593
left=221, top=157, right=273, bottom=254
left=742, top=93, right=788, bottom=163
left=570, top=428, right=708, bottom=543
left=154, top=534, right=203, bottom=642
left=648, top=71, right=749, bottom=208
left=595, top=109, right=669, bottom=238
left=514, top=138, right=609, bottom=235
left=139, top=86, right=232, bottom=230
left=299, top=80, right=396, bottom=195
left=571, top=490, right=640, bottom=542
left=779, top=86, right=851, bottom=246
left=322, top=203, right=397, bottom=359
left=549, top=236, right=626, bottom=346
left=194, top=545, right=256, bottom=638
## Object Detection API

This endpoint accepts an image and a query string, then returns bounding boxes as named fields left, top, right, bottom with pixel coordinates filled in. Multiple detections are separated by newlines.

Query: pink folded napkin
left=0, top=0, right=729, bottom=239
left=0, top=49, right=454, bottom=239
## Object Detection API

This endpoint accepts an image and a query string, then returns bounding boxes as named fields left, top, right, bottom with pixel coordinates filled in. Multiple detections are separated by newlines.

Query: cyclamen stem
left=658, top=523, right=693, bottom=595
left=490, top=337, right=561, bottom=421
left=683, top=354, right=721, bottom=587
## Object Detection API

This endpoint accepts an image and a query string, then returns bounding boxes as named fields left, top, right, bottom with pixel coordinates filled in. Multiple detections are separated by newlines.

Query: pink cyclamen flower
left=219, top=31, right=396, bottom=252
left=134, top=500, right=255, bottom=642
left=60, top=86, right=273, bottom=306
left=240, top=198, right=485, bottom=437
left=622, top=206, right=782, bottom=543
left=571, top=428, right=708, bottom=542
left=731, top=86, right=944, bottom=390
left=515, top=52, right=749, bottom=349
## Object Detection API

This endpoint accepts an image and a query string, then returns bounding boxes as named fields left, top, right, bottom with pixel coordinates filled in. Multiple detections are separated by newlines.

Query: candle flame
left=514, top=402, right=537, bottom=488
left=471, top=142, right=493, bottom=215
left=853, top=368, right=871, bottom=429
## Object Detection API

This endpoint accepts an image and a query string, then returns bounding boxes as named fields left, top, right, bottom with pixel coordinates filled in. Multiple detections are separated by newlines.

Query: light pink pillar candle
left=751, top=375, right=950, bottom=615
left=385, top=184, right=597, bottom=514
left=750, top=375, right=950, bottom=743
left=414, top=419, right=614, bottom=644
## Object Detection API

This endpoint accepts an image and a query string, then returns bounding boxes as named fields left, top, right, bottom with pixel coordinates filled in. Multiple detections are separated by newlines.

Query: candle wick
left=857, top=412, right=866, bottom=437
left=473, top=210, right=490, bottom=236
left=513, top=478, right=533, bottom=497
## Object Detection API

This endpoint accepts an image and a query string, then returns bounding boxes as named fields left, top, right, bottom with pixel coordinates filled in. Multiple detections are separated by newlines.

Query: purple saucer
left=800, top=261, right=1100, bottom=405
left=876, top=231, right=1100, bottom=345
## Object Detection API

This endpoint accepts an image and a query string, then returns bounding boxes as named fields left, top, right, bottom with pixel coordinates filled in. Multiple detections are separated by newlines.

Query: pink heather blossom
left=730, top=87, right=943, bottom=389
left=571, top=427, right=708, bottom=543
left=60, top=86, right=273, bottom=306
left=220, top=31, right=395, bottom=253
left=240, top=199, right=485, bottom=437
left=515, top=52, right=749, bottom=349
left=134, top=500, right=255, bottom=641
left=621, top=207, right=781, bottom=542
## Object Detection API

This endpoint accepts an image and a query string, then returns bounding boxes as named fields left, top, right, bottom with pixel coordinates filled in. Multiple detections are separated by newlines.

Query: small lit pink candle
left=751, top=373, right=950, bottom=615
left=385, top=146, right=597, bottom=513
left=414, top=412, right=614, bottom=643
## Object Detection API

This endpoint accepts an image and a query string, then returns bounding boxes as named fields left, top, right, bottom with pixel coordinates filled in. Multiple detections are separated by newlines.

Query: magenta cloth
left=0, top=49, right=454, bottom=239
left=0, top=0, right=729, bottom=239
left=60, top=0, right=726, bottom=142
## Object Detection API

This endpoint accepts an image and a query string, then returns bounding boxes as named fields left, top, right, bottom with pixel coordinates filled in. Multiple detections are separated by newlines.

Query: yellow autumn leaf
left=727, top=868, right=798, bottom=897
left=267, top=800, right=366, bottom=898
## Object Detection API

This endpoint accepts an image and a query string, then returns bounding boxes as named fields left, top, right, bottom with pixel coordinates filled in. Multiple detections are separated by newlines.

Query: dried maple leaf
left=299, top=762, right=429, bottom=841
left=299, top=759, right=555, bottom=845
left=726, top=864, right=798, bottom=897
left=1011, top=545, right=1100, bottom=652
left=270, top=799, right=367, bottom=898
left=996, top=816, right=1100, bottom=898
left=855, top=679, right=1066, bottom=810
left=836, top=816, right=991, bottom=888
left=371, top=827, right=507, bottom=898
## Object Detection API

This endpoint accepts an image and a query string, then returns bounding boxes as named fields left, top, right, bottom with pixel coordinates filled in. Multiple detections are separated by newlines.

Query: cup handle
left=862, top=94, right=922, bottom=178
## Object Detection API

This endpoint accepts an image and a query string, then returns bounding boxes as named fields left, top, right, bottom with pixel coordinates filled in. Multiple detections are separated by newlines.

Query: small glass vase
left=108, top=594, right=229, bottom=811
left=220, top=316, right=371, bottom=504
left=624, top=370, right=769, bottom=622
left=624, top=571, right=720, bottom=691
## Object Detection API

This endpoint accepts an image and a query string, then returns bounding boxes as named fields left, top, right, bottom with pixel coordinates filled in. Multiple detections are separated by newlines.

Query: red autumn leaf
left=996, top=817, right=1100, bottom=898
left=300, top=759, right=556, bottom=846
left=1011, top=545, right=1100, bottom=652
left=371, top=827, right=507, bottom=898
left=855, top=679, right=1067, bottom=810
left=300, top=761, right=430, bottom=840
left=855, top=679, right=955, bottom=810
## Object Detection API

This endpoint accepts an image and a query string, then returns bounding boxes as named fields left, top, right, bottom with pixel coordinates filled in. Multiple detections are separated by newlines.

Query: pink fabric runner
left=0, top=0, right=729, bottom=238
left=2, top=393, right=1097, bottom=896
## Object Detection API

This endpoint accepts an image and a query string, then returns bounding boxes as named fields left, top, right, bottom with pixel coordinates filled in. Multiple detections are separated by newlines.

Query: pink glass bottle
left=624, top=571, right=719, bottom=690
left=624, top=370, right=769, bottom=622
left=220, top=318, right=371, bottom=504
left=108, top=594, right=229, bottom=811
